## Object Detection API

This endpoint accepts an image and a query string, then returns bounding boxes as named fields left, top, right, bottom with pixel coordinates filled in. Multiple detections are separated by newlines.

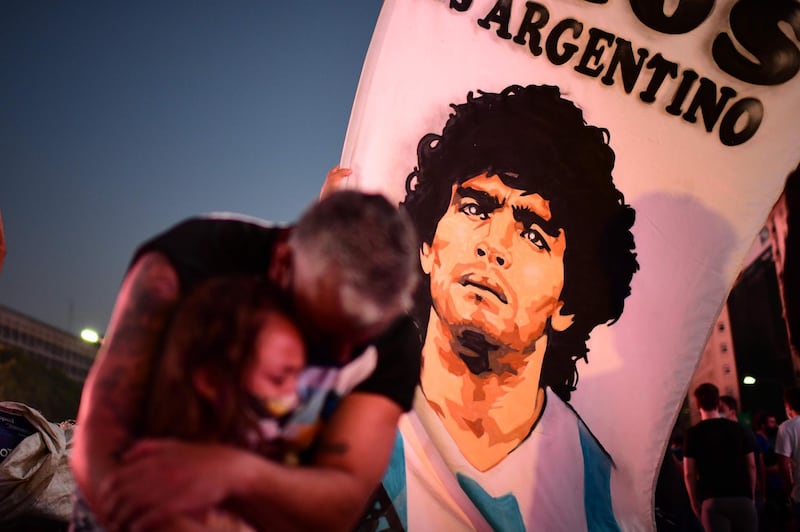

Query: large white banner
left=342, top=1, right=799, bottom=530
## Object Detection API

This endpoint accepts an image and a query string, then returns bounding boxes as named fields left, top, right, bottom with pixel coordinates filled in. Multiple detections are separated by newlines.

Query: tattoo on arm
left=91, top=253, right=180, bottom=449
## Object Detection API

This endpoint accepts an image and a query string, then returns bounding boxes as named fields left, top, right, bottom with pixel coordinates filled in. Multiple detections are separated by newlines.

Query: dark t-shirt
left=684, top=418, right=757, bottom=501
left=132, top=215, right=421, bottom=412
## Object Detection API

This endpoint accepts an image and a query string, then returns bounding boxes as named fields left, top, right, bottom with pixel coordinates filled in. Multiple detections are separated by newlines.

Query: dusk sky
left=1, top=1, right=382, bottom=335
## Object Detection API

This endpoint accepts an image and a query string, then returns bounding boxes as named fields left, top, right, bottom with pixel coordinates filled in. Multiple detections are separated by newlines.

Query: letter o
left=719, top=97, right=763, bottom=146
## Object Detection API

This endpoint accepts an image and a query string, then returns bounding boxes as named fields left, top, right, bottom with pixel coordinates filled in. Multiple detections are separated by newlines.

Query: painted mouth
left=459, top=275, right=508, bottom=304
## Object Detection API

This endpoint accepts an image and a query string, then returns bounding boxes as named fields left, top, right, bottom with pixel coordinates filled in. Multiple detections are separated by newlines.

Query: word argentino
left=448, top=0, right=800, bottom=146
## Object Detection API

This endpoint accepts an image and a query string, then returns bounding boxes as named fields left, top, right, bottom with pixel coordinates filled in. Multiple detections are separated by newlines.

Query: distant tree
left=0, top=347, right=83, bottom=421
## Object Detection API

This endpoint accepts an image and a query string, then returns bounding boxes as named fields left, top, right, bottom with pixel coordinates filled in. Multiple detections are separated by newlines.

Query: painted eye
left=521, top=228, right=551, bottom=251
left=460, top=202, right=489, bottom=220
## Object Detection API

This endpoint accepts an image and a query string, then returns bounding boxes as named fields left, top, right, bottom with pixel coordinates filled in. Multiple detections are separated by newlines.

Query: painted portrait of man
left=361, top=84, right=639, bottom=531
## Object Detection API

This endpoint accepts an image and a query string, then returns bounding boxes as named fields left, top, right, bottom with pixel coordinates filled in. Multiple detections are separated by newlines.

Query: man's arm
left=70, top=252, right=180, bottom=512
left=780, top=454, right=795, bottom=495
left=746, top=451, right=756, bottom=500
left=103, top=392, right=403, bottom=531
left=232, top=392, right=402, bottom=530
left=775, top=423, right=795, bottom=499
left=683, top=457, right=701, bottom=519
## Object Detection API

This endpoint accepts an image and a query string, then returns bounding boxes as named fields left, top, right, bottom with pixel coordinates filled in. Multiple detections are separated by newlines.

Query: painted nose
left=476, top=247, right=507, bottom=266
left=476, top=217, right=513, bottom=267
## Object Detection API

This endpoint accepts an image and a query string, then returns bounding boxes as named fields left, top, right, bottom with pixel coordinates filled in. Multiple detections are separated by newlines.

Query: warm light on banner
left=342, top=0, right=799, bottom=530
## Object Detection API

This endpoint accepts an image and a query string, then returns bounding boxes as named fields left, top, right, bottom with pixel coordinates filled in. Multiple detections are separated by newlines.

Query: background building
left=687, top=166, right=799, bottom=424
left=0, top=304, right=98, bottom=383
left=687, top=304, right=740, bottom=425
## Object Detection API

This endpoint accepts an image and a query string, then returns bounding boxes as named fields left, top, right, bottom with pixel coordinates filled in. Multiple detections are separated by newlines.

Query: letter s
left=629, top=0, right=714, bottom=34
left=712, top=0, right=800, bottom=85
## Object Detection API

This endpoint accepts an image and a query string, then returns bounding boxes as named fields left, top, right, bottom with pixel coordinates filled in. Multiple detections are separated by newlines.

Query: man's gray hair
left=289, top=190, right=419, bottom=327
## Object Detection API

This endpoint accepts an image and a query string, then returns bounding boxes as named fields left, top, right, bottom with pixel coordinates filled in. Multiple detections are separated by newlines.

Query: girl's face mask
left=248, top=391, right=299, bottom=419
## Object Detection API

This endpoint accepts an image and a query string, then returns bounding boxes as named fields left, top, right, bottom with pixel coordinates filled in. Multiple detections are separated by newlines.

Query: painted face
left=420, top=173, right=573, bottom=352
left=243, top=311, right=306, bottom=416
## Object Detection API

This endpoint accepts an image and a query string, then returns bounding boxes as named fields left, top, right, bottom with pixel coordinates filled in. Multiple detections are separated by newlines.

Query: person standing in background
left=684, top=383, right=757, bottom=532
left=719, top=395, right=766, bottom=516
left=753, top=410, right=788, bottom=531
left=776, top=386, right=800, bottom=531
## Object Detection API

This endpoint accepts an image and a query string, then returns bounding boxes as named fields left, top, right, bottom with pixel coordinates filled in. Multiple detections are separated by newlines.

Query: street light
left=742, top=375, right=756, bottom=385
left=80, top=328, right=100, bottom=344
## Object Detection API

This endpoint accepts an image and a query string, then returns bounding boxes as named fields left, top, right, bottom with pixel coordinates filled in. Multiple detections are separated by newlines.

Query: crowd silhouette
left=656, top=387, right=797, bottom=532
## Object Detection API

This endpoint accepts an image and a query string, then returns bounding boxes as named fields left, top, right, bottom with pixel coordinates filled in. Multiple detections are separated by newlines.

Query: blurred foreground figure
left=71, top=189, right=420, bottom=531
left=127, top=275, right=305, bottom=531
left=143, top=276, right=306, bottom=464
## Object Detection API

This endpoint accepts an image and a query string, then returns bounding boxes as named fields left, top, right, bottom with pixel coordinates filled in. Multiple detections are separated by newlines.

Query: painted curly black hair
left=402, top=84, right=639, bottom=401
